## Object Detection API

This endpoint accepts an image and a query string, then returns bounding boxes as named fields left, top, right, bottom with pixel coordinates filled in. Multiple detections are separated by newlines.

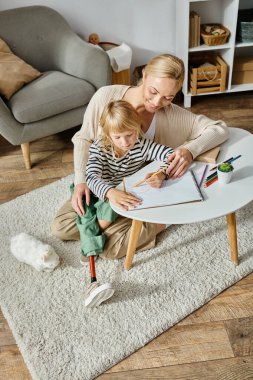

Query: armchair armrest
left=0, top=98, right=24, bottom=145
left=56, top=34, right=112, bottom=90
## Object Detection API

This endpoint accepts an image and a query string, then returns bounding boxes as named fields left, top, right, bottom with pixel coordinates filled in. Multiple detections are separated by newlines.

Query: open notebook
left=119, top=161, right=203, bottom=210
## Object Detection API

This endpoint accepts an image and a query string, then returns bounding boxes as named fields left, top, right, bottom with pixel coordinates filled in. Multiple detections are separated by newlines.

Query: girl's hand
left=71, top=183, right=90, bottom=216
left=165, top=147, right=193, bottom=179
left=106, top=188, right=142, bottom=210
left=145, top=172, right=165, bottom=188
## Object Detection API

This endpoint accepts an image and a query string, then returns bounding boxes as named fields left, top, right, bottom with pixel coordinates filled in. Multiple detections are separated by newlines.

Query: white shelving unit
left=176, top=0, right=253, bottom=107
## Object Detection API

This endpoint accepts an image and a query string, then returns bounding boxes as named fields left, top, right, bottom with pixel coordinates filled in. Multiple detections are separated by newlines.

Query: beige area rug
left=0, top=175, right=252, bottom=380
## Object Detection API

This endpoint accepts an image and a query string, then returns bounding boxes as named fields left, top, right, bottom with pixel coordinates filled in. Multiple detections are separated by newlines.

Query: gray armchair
left=0, top=5, right=111, bottom=169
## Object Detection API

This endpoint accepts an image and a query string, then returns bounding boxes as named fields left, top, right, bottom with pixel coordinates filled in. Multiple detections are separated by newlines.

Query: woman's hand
left=71, top=183, right=90, bottom=216
left=106, top=188, right=142, bottom=210
left=145, top=172, right=165, bottom=188
left=165, top=147, right=193, bottom=179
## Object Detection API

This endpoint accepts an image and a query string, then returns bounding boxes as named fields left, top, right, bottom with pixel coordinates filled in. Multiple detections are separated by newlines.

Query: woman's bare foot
left=156, top=223, right=166, bottom=234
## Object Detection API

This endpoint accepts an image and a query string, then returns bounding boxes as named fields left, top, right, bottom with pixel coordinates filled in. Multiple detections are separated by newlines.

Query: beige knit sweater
left=72, top=85, right=229, bottom=185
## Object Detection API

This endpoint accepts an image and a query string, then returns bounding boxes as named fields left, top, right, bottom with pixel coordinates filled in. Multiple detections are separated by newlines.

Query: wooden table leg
left=124, top=219, right=143, bottom=271
left=226, top=212, right=239, bottom=266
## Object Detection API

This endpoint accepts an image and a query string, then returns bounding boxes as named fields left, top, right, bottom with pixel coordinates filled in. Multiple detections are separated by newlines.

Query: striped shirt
left=86, top=137, right=174, bottom=200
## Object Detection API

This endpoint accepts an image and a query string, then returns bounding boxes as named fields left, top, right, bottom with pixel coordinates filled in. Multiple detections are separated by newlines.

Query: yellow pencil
left=122, top=177, right=127, bottom=192
left=133, top=169, right=165, bottom=188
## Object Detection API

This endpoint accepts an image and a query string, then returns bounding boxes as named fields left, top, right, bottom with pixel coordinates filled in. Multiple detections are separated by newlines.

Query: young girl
left=79, top=100, right=174, bottom=307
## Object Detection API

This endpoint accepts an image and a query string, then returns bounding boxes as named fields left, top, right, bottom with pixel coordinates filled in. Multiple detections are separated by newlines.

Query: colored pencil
left=206, top=171, right=218, bottom=181
left=204, top=176, right=218, bottom=188
left=198, top=164, right=208, bottom=188
left=209, top=156, right=233, bottom=171
left=228, top=154, right=242, bottom=164
left=209, top=154, right=242, bottom=173
left=122, top=178, right=126, bottom=193
left=206, top=155, right=242, bottom=180
left=133, top=169, right=164, bottom=187
left=205, top=154, right=242, bottom=188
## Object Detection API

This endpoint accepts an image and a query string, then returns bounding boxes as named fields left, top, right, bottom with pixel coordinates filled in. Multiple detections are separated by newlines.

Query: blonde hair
left=143, top=54, right=185, bottom=88
left=100, top=100, right=143, bottom=147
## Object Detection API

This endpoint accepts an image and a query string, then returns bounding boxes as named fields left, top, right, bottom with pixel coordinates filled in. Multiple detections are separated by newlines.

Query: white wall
left=0, top=0, right=176, bottom=71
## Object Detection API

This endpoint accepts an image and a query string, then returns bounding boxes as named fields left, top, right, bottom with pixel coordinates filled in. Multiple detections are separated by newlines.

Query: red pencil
left=204, top=176, right=218, bottom=188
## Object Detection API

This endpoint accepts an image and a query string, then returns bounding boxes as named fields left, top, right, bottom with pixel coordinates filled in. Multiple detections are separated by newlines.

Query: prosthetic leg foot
left=85, top=256, right=114, bottom=308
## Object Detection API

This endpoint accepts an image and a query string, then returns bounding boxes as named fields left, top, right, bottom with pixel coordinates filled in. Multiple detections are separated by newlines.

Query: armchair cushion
left=0, top=38, right=41, bottom=100
left=8, top=71, right=96, bottom=123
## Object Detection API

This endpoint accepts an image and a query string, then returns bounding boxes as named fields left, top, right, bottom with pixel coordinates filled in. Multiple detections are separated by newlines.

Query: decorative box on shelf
left=232, top=56, right=253, bottom=85
left=200, top=24, right=230, bottom=46
left=236, top=8, right=253, bottom=43
left=189, top=52, right=228, bottom=95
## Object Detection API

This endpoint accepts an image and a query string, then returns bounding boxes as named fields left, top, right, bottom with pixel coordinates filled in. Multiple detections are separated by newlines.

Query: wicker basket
left=200, top=24, right=230, bottom=46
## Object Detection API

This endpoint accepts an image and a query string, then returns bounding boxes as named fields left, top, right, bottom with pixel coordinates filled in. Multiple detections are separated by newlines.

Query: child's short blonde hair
left=100, top=100, right=143, bottom=146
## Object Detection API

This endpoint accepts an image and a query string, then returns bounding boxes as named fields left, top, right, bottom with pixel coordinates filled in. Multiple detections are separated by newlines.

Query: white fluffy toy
left=10, top=232, right=60, bottom=272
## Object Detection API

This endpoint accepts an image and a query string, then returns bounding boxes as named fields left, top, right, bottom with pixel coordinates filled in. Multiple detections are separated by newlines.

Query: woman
left=52, top=53, right=229, bottom=260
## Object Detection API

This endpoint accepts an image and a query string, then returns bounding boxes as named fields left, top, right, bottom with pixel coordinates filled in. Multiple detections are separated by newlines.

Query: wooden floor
left=1, top=91, right=253, bottom=380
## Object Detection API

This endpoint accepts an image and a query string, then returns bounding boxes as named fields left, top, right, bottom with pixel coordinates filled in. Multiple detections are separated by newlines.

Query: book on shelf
left=189, top=11, right=200, bottom=48
left=195, top=11, right=200, bottom=46
left=189, top=11, right=194, bottom=48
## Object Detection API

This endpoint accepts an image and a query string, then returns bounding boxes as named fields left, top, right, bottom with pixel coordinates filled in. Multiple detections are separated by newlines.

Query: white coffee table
left=111, top=127, right=253, bottom=270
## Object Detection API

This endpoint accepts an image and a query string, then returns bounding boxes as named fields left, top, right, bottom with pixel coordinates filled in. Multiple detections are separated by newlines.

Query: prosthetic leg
left=84, top=255, right=115, bottom=308
left=69, top=185, right=116, bottom=307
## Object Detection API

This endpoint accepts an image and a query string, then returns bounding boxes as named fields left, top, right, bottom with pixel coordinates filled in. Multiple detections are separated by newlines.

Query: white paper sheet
left=118, top=161, right=203, bottom=210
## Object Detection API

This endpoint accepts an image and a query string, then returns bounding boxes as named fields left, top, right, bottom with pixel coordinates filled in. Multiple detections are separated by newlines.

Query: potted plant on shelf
left=217, top=162, right=234, bottom=184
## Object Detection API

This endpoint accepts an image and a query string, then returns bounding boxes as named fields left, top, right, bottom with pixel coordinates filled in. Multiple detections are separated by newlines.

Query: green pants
left=70, top=184, right=118, bottom=257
